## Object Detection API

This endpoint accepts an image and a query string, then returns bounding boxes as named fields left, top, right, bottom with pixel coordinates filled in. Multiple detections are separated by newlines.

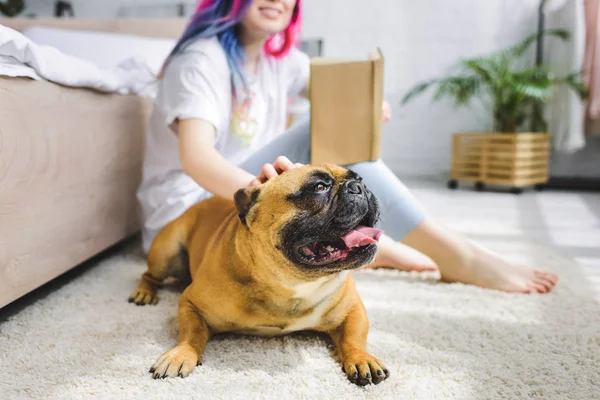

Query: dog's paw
left=341, top=352, right=389, bottom=386
left=149, top=344, right=200, bottom=379
left=128, top=287, right=158, bottom=306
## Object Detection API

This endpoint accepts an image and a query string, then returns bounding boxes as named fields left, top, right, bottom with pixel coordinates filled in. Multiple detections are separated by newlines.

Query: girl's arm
left=178, top=119, right=298, bottom=200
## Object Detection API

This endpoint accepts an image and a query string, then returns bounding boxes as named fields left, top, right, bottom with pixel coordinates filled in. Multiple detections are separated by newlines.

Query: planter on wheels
left=448, top=132, right=550, bottom=194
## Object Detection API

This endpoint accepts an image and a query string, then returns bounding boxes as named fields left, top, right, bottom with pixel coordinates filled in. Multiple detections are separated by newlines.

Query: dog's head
left=234, top=164, right=381, bottom=275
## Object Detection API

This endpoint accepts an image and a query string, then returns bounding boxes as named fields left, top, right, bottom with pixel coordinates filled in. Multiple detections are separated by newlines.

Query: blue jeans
left=239, top=118, right=425, bottom=241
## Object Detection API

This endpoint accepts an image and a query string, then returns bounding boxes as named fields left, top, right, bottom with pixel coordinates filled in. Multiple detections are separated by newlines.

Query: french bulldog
left=129, top=164, right=388, bottom=386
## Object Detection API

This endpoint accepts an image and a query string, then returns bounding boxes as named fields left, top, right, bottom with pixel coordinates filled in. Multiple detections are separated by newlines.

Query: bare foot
left=363, top=235, right=439, bottom=273
left=401, top=219, right=558, bottom=294
left=440, top=240, right=558, bottom=294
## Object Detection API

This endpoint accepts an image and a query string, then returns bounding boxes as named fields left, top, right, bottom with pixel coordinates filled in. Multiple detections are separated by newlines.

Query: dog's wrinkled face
left=234, top=164, right=381, bottom=275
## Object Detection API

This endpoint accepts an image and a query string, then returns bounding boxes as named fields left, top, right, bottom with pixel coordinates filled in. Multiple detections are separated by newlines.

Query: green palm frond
left=401, top=80, right=437, bottom=104
left=512, top=65, right=552, bottom=81
left=460, top=57, right=500, bottom=85
left=401, top=76, right=482, bottom=105
left=556, top=71, right=589, bottom=98
left=511, top=66, right=555, bottom=101
left=502, top=29, right=570, bottom=60
left=433, top=76, right=481, bottom=105
left=514, top=83, right=554, bottom=102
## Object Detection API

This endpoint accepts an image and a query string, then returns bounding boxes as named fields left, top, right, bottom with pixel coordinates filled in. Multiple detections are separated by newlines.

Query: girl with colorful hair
left=137, top=0, right=557, bottom=294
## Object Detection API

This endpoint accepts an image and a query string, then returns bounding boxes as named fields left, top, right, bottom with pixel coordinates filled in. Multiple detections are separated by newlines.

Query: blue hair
left=161, top=0, right=302, bottom=98
left=161, top=0, right=253, bottom=96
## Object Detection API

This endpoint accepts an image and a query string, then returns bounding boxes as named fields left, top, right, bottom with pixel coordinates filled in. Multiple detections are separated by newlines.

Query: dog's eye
left=312, top=182, right=330, bottom=193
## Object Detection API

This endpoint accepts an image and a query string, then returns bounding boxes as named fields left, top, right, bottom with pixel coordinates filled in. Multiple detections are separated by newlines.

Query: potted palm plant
left=401, top=29, right=588, bottom=193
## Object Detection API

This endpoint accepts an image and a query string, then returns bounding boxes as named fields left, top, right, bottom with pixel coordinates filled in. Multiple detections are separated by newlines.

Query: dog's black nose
left=344, top=180, right=363, bottom=195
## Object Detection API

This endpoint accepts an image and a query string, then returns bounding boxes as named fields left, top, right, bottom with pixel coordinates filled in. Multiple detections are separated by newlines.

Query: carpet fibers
left=1, top=238, right=599, bottom=400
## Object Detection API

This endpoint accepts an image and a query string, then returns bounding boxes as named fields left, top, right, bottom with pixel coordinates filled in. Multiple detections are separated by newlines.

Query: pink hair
left=265, top=0, right=302, bottom=58
left=161, top=0, right=302, bottom=86
left=191, top=0, right=302, bottom=59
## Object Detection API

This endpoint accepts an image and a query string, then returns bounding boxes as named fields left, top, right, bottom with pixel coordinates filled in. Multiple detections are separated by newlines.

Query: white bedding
left=0, top=24, right=159, bottom=97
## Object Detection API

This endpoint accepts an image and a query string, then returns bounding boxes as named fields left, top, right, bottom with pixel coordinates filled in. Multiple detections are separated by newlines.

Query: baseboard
left=546, top=177, right=600, bottom=191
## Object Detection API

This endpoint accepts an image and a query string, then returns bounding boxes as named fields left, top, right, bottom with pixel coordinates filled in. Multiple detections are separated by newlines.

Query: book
left=309, top=48, right=384, bottom=166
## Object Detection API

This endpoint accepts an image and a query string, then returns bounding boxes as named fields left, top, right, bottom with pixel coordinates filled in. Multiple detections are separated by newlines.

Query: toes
left=369, top=360, right=388, bottom=384
left=372, top=369, right=385, bottom=384
left=343, top=355, right=389, bottom=386
left=143, top=293, right=153, bottom=304
left=134, top=291, right=143, bottom=303
left=135, top=291, right=147, bottom=305
left=149, top=345, right=199, bottom=379
left=535, top=276, right=555, bottom=292
left=150, top=354, right=168, bottom=378
left=535, top=270, right=558, bottom=287
left=522, top=270, right=559, bottom=294
left=344, top=364, right=359, bottom=384
left=531, top=273, right=560, bottom=293
left=127, top=290, right=140, bottom=303
left=130, top=289, right=158, bottom=305
left=525, top=282, right=546, bottom=293
left=160, top=362, right=172, bottom=379
left=165, top=362, right=184, bottom=378
left=535, top=270, right=558, bottom=283
left=531, top=282, right=547, bottom=293
left=356, top=362, right=373, bottom=386
left=152, top=359, right=171, bottom=379
left=179, top=359, right=197, bottom=378
left=152, top=362, right=167, bottom=379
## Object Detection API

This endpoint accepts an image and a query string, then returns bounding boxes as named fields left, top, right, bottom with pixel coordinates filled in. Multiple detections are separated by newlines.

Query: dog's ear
left=234, top=187, right=260, bottom=226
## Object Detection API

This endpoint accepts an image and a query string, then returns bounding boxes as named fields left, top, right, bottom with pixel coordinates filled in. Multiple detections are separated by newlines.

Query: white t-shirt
left=136, top=36, right=310, bottom=247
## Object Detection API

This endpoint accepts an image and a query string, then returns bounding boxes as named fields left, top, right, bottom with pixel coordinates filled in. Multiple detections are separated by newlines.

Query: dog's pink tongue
left=341, top=226, right=384, bottom=248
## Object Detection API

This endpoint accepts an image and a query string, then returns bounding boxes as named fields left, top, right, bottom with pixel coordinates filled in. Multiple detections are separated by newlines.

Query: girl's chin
left=242, top=21, right=289, bottom=41
left=255, top=20, right=289, bottom=34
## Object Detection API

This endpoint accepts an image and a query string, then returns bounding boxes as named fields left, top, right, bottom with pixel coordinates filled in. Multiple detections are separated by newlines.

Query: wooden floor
left=406, top=178, right=600, bottom=269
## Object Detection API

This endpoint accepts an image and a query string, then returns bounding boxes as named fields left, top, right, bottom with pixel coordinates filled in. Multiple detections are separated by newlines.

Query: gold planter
left=448, top=132, right=550, bottom=194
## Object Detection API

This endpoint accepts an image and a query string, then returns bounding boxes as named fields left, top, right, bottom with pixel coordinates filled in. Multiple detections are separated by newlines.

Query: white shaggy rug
left=1, top=237, right=599, bottom=400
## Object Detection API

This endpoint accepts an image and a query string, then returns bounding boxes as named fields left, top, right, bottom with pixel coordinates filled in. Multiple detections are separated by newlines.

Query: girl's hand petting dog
left=248, top=156, right=303, bottom=188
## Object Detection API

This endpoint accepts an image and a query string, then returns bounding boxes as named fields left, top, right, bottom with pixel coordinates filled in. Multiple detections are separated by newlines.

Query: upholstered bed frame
left=0, top=18, right=187, bottom=308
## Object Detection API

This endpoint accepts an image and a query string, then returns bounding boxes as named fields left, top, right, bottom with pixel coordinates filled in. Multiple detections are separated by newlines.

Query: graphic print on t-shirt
left=230, top=80, right=267, bottom=147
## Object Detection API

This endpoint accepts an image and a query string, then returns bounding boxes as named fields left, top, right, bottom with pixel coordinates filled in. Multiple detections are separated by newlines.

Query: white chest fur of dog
left=241, top=271, right=349, bottom=336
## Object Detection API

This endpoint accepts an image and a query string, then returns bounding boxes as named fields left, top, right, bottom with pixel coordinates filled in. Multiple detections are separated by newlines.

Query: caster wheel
left=447, top=180, right=458, bottom=190
left=534, top=184, right=545, bottom=191
left=475, top=182, right=485, bottom=191
left=511, top=187, right=523, bottom=195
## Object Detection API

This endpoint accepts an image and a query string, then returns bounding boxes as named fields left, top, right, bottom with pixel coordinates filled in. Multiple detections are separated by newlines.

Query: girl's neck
left=239, top=28, right=267, bottom=76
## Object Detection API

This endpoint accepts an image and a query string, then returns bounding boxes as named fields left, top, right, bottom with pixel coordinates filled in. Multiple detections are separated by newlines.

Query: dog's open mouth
left=297, top=226, right=383, bottom=265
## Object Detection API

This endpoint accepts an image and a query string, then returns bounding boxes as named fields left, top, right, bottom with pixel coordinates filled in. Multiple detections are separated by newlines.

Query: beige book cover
left=309, top=48, right=384, bottom=166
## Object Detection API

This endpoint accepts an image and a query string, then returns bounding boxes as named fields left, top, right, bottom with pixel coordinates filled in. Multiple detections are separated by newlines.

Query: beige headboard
left=1, top=18, right=188, bottom=39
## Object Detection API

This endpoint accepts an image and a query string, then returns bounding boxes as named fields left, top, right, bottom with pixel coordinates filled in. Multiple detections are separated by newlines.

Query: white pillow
left=21, top=26, right=177, bottom=75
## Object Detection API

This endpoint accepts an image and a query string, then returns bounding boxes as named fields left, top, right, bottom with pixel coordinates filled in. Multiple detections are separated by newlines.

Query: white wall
left=22, top=0, right=544, bottom=178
